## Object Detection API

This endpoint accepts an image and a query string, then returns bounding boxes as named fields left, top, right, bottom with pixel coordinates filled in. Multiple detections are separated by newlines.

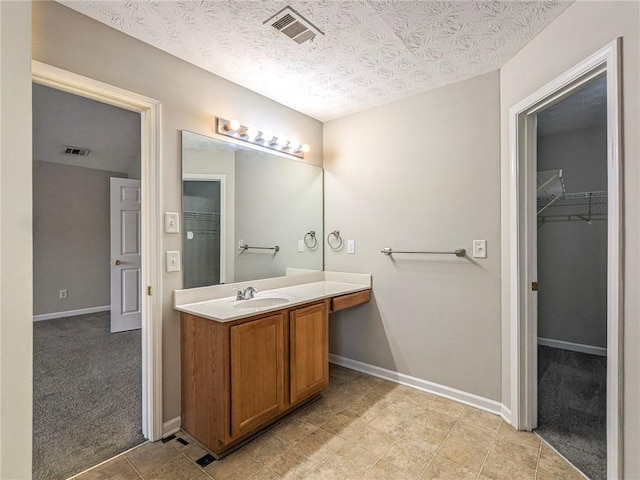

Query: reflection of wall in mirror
left=235, top=150, right=323, bottom=282
left=182, top=139, right=236, bottom=285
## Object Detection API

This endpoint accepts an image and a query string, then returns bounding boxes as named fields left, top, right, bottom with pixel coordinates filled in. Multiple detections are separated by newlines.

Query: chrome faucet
left=236, top=286, right=258, bottom=300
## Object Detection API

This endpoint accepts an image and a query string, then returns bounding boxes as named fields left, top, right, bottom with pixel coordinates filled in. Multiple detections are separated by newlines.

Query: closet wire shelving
left=537, top=169, right=607, bottom=226
left=184, top=211, right=220, bottom=237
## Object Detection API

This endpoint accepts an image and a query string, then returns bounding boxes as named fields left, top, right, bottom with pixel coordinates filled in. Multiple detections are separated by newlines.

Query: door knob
left=113, top=259, right=122, bottom=265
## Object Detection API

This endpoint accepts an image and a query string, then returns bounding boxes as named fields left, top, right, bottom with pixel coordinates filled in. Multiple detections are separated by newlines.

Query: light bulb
left=262, top=130, right=273, bottom=143
left=289, top=139, right=300, bottom=151
left=301, top=144, right=310, bottom=153
left=245, top=127, right=258, bottom=139
left=277, top=135, right=288, bottom=148
left=229, top=119, right=240, bottom=131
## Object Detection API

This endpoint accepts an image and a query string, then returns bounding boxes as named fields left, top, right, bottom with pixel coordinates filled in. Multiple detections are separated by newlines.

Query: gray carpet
left=536, top=345, right=606, bottom=480
left=33, top=312, right=145, bottom=480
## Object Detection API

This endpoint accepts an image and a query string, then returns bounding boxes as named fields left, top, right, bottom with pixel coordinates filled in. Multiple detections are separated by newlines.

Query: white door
left=110, top=177, right=142, bottom=333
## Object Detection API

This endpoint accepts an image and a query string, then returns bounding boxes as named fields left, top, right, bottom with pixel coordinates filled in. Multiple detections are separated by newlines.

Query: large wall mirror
left=181, top=131, right=323, bottom=288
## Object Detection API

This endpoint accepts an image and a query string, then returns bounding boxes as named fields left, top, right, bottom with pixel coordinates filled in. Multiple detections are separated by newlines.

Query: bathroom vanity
left=174, top=272, right=371, bottom=458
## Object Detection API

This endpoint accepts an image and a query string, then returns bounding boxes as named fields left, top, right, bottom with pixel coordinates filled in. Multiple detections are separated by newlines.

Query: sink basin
left=233, top=297, right=291, bottom=309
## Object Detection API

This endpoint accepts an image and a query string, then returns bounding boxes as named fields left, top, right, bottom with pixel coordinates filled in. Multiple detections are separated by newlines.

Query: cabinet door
left=290, top=302, right=329, bottom=404
left=230, top=313, right=285, bottom=439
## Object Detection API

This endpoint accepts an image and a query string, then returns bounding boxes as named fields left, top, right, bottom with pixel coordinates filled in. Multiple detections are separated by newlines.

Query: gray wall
left=537, top=125, right=607, bottom=348
left=499, top=2, right=639, bottom=475
left=234, top=150, right=323, bottom=282
left=33, top=83, right=141, bottom=179
left=324, top=71, right=502, bottom=401
left=33, top=162, right=127, bottom=316
left=32, top=0, right=324, bottom=424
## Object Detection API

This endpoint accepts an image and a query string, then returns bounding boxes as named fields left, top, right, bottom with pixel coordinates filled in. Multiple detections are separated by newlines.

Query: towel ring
left=304, top=231, right=318, bottom=249
left=327, top=230, right=343, bottom=249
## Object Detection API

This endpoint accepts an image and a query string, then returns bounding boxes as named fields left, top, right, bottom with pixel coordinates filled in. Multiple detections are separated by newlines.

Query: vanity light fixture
left=245, top=126, right=259, bottom=140
left=216, top=117, right=309, bottom=158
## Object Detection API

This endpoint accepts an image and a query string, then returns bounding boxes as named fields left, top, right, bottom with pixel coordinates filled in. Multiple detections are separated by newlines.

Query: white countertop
left=174, top=272, right=371, bottom=322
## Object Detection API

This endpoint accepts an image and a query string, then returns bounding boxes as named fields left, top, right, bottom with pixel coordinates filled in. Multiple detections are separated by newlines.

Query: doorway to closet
left=509, top=40, right=621, bottom=480
left=535, top=75, right=608, bottom=480
left=32, top=83, right=145, bottom=479
left=182, top=176, right=225, bottom=288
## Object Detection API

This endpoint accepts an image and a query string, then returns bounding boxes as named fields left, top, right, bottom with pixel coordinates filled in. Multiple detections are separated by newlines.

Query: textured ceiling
left=537, top=76, right=607, bottom=136
left=33, top=84, right=141, bottom=177
left=60, top=0, right=572, bottom=121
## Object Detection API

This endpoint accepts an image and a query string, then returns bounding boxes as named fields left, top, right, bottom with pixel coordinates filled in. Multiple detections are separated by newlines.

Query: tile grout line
left=353, top=388, right=436, bottom=479
left=171, top=440, right=216, bottom=479
left=64, top=440, right=149, bottom=480
left=418, top=404, right=466, bottom=476
left=534, top=433, right=590, bottom=479
left=474, top=425, right=499, bottom=479
left=377, top=392, right=440, bottom=480
left=123, top=455, right=143, bottom=479
left=533, top=439, right=543, bottom=479
left=295, top=382, right=404, bottom=479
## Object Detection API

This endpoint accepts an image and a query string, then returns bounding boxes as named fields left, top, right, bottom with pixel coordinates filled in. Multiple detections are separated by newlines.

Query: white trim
left=500, top=405, right=512, bottom=425
left=508, top=39, right=622, bottom=479
left=162, top=416, right=182, bottom=438
left=182, top=173, right=227, bottom=284
left=32, top=60, right=164, bottom=443
left=329, top=354, right=503, bottom=416
left=33, top=305, right=110, bottom=322
left=538, top=337, right=607, bottom=357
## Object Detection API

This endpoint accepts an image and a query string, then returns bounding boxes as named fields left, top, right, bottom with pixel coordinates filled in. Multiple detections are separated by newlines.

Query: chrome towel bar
left=240, top=244, right=280, bottom=252
left=381, top=247, right=466, bottom=257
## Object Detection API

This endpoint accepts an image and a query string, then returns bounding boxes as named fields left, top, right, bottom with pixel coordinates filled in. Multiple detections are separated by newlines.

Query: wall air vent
left=264, top=6, right=324, bottom=45
left=62, top=145, right=90, bottom=156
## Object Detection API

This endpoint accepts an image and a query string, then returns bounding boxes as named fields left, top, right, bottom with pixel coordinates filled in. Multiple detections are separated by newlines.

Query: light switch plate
left=473, top=240, right=487, bottom=258
left=164, top=212, right=180, bottom=233
left=298, top=240, right=304, bottom=252
left=166, top=251, right=181, bottom=272
left=347, top=239, right=355, bottom=254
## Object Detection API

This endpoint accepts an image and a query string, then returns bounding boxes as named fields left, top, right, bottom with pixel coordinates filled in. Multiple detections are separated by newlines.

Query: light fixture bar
left=216, top=117, right=309, bottom=159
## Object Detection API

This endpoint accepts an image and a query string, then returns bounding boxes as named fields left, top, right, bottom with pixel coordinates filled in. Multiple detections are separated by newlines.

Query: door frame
left=508, top=39, right=622, bottom=478
left=32, top=61, right=164, bottom=442
left=182, top=173, right=227, bottom=284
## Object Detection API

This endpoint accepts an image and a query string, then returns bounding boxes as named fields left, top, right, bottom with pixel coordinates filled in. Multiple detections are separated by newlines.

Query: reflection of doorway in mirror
left=183, top=175, right=226, bottom=288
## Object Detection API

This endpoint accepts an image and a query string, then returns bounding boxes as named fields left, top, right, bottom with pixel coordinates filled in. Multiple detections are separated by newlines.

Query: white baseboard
left=33, top=305, right=110, bottom=322
left=500, top=404, right=512, bottom=424
left=537, top=337, right=607, bottom=357
left=163, top=416, right=181, bottom=438
left=329, top=354, right=504, bottom=417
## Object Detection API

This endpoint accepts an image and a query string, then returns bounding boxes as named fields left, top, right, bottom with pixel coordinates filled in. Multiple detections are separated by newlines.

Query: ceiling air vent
left=264, top=6, right=324, bottom=45
left=62, top=145, right=90, bottom=156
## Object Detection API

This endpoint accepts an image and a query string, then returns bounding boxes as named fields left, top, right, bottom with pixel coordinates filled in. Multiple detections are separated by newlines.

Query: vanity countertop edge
left=174, top=271, right=372, bottom=322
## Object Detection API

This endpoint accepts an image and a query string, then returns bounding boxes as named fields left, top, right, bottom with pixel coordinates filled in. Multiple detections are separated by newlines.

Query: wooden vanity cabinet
left=289, top=303, right=329, bottom=404
left=181, top=299, right=330, bottom=457
left=230, top=312, right=285, bottom=438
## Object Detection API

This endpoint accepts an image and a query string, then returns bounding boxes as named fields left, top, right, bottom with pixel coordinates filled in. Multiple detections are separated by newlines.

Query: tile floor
left=73, top=365, right=586, bottom=480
